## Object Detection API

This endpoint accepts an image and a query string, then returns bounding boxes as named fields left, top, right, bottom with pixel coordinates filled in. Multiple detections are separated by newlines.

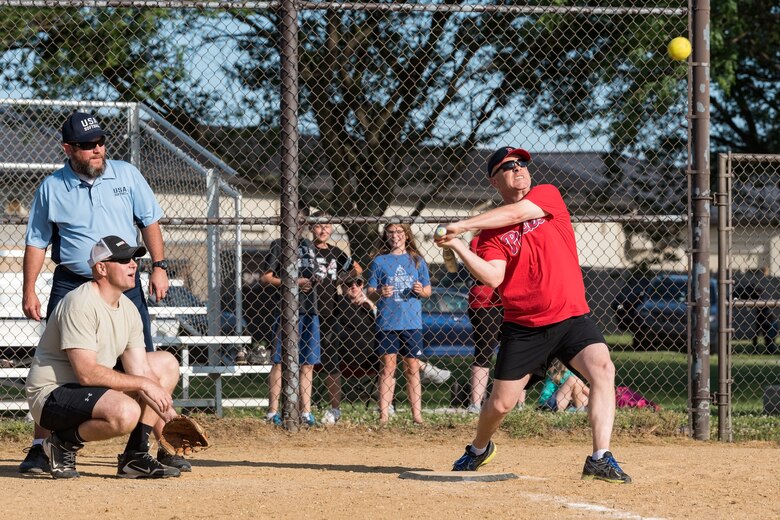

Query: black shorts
left=493, top=315, right=606, bottom=382
left=468, top=306, right=502, bottom=368
left=39, top=383, right=110, bottom=432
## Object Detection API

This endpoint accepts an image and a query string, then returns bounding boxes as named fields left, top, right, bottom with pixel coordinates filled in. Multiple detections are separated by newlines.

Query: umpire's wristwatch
left=152, top=260, right=169, bottom=272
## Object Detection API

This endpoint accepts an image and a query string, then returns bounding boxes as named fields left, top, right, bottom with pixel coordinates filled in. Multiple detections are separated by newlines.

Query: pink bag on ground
left=615, top=386, right=660, bottom=411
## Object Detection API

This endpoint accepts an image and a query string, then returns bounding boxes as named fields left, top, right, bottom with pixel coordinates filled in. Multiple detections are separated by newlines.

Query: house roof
left=1, top=105, right=774, bottom=224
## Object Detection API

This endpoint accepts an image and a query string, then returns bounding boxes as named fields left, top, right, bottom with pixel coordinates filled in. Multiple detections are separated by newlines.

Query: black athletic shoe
left=117, top=451, right=181, bottom=479
left=452, top=440, right=496, bottom=471
left=157, top=449, right=192, bottom=472
left=19, top=444, right=50, bottom=475
left=581, top=451, right=632, bottom=484
left=43, top=434, right=83, bottom=479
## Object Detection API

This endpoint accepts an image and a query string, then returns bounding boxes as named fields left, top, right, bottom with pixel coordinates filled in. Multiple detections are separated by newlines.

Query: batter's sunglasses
left=494, top=160, right=529, bottom=175
left=68, top=137, right=106, bottom=150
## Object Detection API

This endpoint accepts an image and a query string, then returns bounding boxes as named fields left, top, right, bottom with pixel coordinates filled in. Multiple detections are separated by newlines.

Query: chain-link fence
left=1, top=2, right=756, bottom=431
left=718, top=153, right=780, bottom=440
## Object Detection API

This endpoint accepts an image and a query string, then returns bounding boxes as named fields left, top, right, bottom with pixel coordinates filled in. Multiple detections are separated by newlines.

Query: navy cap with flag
left=61, top=112, right=106, bottom=143
left=486, top=147, right=532, bottom=177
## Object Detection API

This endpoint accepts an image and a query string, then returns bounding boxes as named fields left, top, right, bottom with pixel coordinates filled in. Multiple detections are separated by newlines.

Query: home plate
left=399, top=471, right=518, bottom=482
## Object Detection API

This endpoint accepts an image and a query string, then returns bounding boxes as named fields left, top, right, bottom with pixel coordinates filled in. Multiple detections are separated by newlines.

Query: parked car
left=421, top=287, right=475, bottom=357
left=629, top=274, right=718, bottom=352
left=611, top=277, right=652, bottom=331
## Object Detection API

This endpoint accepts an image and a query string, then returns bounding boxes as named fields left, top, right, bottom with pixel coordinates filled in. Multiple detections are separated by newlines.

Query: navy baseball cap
left=61, top=112, right=107, bottom=143
left=486, top=147, right=532, bottom=177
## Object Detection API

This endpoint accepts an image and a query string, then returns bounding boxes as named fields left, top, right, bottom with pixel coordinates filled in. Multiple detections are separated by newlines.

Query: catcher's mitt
left=159, top=416, right=211, bottom=457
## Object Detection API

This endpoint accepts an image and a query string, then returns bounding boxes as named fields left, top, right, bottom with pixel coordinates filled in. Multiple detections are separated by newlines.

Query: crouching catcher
left=25, top=236, right=182, bottom=479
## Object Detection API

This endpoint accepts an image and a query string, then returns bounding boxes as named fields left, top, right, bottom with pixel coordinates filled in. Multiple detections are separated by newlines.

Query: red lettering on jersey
left=523, top=218, right=546, bottom=234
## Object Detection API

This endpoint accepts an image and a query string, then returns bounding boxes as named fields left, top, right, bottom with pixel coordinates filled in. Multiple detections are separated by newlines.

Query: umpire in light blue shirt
left=23, top=112, right=168, bottom=336
left=18, top=111, right=189, bottom=475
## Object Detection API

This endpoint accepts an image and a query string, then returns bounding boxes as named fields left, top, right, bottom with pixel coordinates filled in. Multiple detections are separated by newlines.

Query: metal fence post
left=689, top=0, right=712, bottom=440
left=128, top=103, right=141, bottom=168
left=716, top=153, right=732, bottom=441
left=279, top=0, right=301, bottom=432
left=206, top=168, right=223, bottom=416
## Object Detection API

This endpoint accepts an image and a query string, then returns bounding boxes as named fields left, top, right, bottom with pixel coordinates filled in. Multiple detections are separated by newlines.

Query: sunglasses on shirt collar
left=67, top=136, right=106, bottom=150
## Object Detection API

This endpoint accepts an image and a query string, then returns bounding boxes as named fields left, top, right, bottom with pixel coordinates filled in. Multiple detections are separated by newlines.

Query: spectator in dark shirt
left=310, top=211, right=362, bottom=424
left=337, top=274, right=379, bottom=389
left=260, top=204, right=321, bottom=427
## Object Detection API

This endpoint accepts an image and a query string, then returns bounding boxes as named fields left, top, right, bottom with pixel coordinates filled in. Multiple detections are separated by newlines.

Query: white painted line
left=524, top=493, right=667, bottom=520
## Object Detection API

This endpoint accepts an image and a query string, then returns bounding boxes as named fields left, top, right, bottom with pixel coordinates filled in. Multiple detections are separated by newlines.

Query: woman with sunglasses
left=336, top=275, right=380, bottom=397
left=366, top=224, right=431, bottom=424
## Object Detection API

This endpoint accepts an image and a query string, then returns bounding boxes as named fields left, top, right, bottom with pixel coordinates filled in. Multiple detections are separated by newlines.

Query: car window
left=422, top=294, right=442, bottom=313
left=439, top=293, right=468, bottom=313
left=652, top=278, right=687, bottom=302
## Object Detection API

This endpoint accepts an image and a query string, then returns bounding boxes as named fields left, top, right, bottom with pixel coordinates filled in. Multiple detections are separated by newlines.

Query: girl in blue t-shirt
left=367, top=223, right=432, bottom=424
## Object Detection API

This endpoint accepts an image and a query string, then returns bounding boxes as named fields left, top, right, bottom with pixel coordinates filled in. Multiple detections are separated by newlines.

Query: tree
left=709, top=0, right=779, bottom=154
left=2, top=2, right=777, bottom=267
left=220, top=6, right=525, bottom=264
left=189, top=2, right=780, bottom=265
left=0, top=7, right=215, bottom=132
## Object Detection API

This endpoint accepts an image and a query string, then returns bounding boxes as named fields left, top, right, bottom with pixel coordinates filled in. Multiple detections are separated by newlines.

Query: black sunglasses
left=68, top=136, right=106, bottom=150
left=492, top=160, right=529, bottom=176
left=104, top=257, right=134, bottom=264
left=346, top=280, right=364, bottom=287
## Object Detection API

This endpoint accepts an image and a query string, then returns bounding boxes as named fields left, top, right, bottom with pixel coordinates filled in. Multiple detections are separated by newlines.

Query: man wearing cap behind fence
left=434, top=146, right=631, bottom=483
left=19, top=111, right=189, bottom=474
left=25, top=236, right=181, bottom=479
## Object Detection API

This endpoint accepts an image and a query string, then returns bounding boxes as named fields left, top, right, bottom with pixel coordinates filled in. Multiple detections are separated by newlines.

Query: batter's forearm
left=457, top=205, right=526, bottom=232
left=449, top=241, right=504, bottom=288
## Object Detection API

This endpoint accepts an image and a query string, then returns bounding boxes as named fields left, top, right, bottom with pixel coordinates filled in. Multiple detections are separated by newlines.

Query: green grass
left=1, top=401, right=777, bottom=443
left=5, top=339, right=780, bottom=441
left=176, top=349, right=779, bottom=416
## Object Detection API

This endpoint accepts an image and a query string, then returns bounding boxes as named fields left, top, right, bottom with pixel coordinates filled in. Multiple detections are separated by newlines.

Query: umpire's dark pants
left=47, top=265, right=155, bottom=352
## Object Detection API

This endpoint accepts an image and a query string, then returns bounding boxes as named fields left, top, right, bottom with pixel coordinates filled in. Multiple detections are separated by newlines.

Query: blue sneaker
left=452, top=440, right=496, bottom=471
left=581, top=451, right=631, bottom=484
left=301, top=412, right=316, bottom=427
left=266, top=412, right=282, bottom=426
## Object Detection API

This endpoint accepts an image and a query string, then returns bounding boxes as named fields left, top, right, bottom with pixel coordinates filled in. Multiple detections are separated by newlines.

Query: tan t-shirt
left=25, top=282, right=146, bottom=423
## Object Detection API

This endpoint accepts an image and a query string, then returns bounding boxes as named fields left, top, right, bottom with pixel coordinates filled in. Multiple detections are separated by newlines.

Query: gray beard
left=69, top=156, right=106, bottom=180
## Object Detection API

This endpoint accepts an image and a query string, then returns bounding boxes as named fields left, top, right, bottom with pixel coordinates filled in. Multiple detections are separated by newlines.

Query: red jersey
left=468, top=236, right=502, bottom=309
left=476, top=184, right=589, bottom=327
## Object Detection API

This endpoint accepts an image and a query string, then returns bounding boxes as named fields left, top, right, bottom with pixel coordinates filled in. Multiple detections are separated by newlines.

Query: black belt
left=53, top=264, right=92, bottom=284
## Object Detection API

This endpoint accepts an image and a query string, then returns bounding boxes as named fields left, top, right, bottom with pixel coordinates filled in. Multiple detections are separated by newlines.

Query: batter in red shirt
left=436, top=146, right=631, bottom=484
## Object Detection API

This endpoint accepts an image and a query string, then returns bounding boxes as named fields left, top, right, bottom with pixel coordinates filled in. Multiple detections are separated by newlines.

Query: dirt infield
left=1, top=421, right=776, bottom=520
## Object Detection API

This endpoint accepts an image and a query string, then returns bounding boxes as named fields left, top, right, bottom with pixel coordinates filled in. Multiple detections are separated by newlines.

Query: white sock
left=266, top=412, right=277, bottom=420
left=592, top=449, right=608, bottom=460
left=32, top=439, right=44, bottom=446
left=470, top=444, right=487, bottom=456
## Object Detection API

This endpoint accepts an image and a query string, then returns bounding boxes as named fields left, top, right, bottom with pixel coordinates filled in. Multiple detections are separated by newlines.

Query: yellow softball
left=668, top=37, right=692, bottom=61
